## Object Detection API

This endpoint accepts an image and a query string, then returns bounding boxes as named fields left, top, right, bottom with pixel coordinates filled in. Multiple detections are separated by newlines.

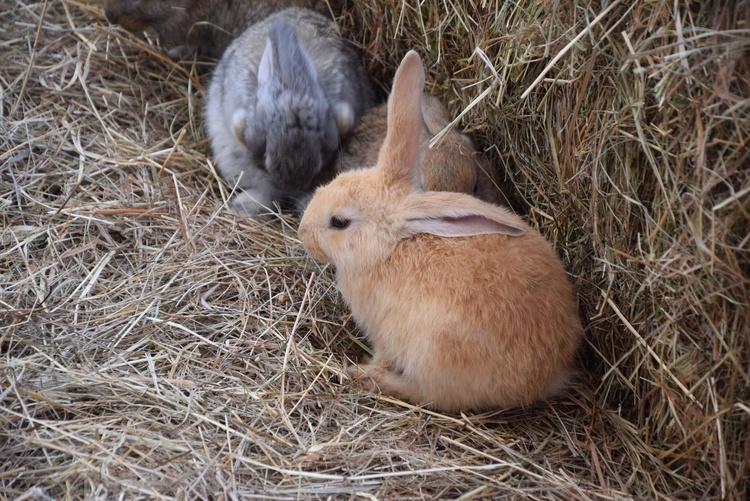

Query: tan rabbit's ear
left=378, top=50, right=425, bottom=188
left=396, top=191, right=526, bottom=238
left=421, top=93, right=453, bottom=136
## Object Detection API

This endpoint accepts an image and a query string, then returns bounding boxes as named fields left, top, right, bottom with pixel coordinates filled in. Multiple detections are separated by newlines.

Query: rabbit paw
left=345, top=361, right=376, bottom=390
left=346, top=361, right=424, bottom=405
left=167, top=45, right=190, bottom=61
left=230, top=190, right=278, bottom=219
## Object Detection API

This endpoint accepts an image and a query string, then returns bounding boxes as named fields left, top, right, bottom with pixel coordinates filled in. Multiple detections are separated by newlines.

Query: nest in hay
left=1, top=0, right=748, bottom=498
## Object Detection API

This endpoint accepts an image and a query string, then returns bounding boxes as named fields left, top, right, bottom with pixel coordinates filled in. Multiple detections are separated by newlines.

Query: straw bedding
left=1, top=0, right=748, bottom=498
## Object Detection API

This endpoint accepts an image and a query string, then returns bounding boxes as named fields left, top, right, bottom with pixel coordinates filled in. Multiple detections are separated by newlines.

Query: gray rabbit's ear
left=257, top=38, right=275, bottom=88
left=259, top=20, right=319, bottom=93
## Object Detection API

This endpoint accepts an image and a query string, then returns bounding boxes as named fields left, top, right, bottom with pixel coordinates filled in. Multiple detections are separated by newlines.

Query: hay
left=1, top=0, right=748, bottom=498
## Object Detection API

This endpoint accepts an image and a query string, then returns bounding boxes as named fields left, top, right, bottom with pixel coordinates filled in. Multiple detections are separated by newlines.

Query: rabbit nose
left=298, top=224, right=326, bottom=262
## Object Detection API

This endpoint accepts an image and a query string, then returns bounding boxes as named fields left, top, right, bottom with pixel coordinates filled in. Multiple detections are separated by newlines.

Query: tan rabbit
left=298, top=51, right=583, bottom=412
left=333, top=92, right=507, bottom=204
left=101, top=0, right=343, bottom=59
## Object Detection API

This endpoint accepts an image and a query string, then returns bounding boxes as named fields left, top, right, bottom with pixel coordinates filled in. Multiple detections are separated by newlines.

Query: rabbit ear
left=396, top=191, right=526, bottom=238
left=259, top=20, right=318, bottom=93
left=421, top=93, right=453, bottom=136
left=257, top=37, right=275, bottom=87
left=377, top=50, right=425, bottom=188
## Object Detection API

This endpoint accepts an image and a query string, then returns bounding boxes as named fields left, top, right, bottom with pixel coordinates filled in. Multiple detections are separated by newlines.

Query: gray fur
left=204, top=7, right=375, bottom=217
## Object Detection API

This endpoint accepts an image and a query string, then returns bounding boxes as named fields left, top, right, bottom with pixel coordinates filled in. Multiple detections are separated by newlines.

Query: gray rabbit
left=205, top=7, right=375, bottom=217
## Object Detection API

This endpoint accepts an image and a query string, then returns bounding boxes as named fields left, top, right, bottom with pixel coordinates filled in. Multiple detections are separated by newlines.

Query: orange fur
left=298, top=51, right=583, bottom=412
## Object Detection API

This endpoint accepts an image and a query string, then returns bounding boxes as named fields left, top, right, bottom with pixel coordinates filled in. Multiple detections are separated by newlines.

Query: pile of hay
left=1, top=0, right=747, bottom=498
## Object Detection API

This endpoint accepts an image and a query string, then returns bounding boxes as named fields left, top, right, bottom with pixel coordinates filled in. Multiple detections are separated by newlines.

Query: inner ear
left=443, top=215, right=524, bottom=235
left=405, top=214, right=524, bottom=238
left=257, top=39, right=275, bottom=87
left=397, top=191, right=527, bottom=239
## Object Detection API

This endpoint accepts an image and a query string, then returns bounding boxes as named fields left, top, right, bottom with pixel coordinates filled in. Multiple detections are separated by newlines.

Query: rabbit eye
left=329, top=216, right=350, bottom=229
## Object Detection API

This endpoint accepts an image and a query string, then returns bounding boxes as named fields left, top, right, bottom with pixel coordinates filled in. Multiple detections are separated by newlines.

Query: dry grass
left=1, top=0, right=748, bottom=499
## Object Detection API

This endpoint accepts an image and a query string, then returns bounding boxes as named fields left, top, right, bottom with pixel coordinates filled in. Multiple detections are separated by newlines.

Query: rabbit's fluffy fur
left=299, top=51, right=583, bottom=412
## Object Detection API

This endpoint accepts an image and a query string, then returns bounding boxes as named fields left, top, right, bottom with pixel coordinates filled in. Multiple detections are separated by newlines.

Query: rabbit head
left=245, top=19, right=345, bottom=192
